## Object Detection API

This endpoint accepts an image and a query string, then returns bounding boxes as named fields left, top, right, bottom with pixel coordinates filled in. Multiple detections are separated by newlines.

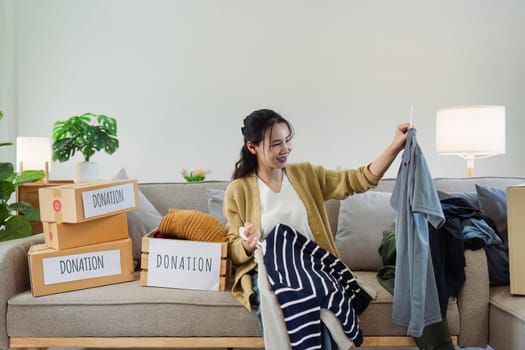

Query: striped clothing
left=263, top=224, right=371, bottom=349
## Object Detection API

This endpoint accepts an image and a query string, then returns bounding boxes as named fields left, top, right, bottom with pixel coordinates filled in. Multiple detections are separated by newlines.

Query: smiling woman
left=222, top=108, right=410, bottom=348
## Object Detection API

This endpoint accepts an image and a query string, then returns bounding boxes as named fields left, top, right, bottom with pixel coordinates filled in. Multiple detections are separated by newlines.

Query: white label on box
left=42, top=249, right=122, bottom=285
left=147, top=238, right=222, bottom=291
left=82, top=183, right=136, bottom=218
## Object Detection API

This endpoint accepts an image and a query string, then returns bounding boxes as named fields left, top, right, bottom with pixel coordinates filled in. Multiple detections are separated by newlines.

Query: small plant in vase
left=52, top=112, right=119, bottom=182
left=180, top=167, right=210, bottom=182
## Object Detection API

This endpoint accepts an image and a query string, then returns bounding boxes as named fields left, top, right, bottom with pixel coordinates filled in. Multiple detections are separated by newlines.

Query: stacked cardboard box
left=28, top=179, right=139, bottom=296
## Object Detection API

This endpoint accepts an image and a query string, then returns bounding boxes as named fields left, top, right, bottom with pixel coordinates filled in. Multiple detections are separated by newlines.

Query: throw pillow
left=437, top=190, right=479, bottom=210
left=475, top=184, right=508, bottom=248
left=335, top=191, right=396, bottom=271
left=113, top=168, right=162, bottom=269
left=207, top=188, right=225, bottom=225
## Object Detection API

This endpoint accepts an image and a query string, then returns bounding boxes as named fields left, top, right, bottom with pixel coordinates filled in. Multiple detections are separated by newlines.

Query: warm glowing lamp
left=16, top=137, right=52, bottom=182
left=436, top=105, right=505, bottom=177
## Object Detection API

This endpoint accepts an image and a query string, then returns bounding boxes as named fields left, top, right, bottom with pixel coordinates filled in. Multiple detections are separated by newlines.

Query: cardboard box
left=140, top=230, right=228, bottom=291
left=43, top=213, right=129, bottom=250
left=507, top=184, right=525, bottom=295
left=28, top=238, right=134, bottom=296
left=39, top=179, right=139, bottom=224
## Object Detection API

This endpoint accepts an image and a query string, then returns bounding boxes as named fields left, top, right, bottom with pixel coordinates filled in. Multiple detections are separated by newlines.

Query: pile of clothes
left=155, top=208, right=226, bottom=242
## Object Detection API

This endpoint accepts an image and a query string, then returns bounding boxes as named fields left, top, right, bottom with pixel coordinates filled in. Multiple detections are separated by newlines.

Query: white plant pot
left=75, top=161, right=100, bottom=183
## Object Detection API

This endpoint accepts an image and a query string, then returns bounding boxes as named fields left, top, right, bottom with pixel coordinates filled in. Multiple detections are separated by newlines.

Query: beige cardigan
left=223, top=162, right=380, bottom=310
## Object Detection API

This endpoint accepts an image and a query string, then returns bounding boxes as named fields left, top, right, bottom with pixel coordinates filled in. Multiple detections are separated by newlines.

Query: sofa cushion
left=7, top=276, right=261, bottom=338
left=6, top=272, right=459, bottom=339
left=335, top=191, right=396, bottom=271
left=437, top=190, right=479, bottom=210
left=354, top=272, right=459, bottom=336
left=476, top=184, right=508, bottom=247
left=113, top=168, right=162, bottom=268
left=489, top=285, right=525, bottom=350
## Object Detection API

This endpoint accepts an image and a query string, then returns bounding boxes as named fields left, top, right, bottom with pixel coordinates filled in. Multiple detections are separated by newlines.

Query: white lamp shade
left=16, top=137, right=52, bottom=173
left=436, top=105, right=506, bottom=158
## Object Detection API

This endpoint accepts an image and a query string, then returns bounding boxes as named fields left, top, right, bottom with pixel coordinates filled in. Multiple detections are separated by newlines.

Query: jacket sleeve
left=291, top=162, right=381, bottom=201
left=223, top=182, right=253, bottom=265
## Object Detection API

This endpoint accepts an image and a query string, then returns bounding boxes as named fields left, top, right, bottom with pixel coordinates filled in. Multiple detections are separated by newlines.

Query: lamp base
left=466, top=158, right=475, bottom=177
left=19, top=161, right=49, bottom=183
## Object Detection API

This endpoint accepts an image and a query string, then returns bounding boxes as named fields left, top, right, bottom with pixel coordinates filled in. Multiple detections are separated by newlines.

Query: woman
left=223, top=108, right=410, bottom=347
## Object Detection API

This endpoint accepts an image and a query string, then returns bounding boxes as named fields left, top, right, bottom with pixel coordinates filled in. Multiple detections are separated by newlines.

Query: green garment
left=415, top=319, right=455, bottom=350
left=377, top=229, right=396, bottom=294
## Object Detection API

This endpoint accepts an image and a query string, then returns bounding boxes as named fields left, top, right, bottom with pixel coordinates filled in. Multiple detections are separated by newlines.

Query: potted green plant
left=0, top=111, right=45, bottom=241
left=52, top=112, right=119, bottom=182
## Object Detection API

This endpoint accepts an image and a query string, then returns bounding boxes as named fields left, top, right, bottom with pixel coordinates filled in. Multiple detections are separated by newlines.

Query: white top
left=257, top=174, right=313, bottom=240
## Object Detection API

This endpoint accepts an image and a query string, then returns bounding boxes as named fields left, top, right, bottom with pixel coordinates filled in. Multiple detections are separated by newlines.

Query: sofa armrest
left=457, top=248, right=490, bottom=347
left=0, top=234, right=43, bottom=350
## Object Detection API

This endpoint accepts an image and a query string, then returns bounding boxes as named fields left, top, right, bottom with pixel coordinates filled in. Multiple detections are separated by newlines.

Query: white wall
left=0, top=0, right=16, bottom=162
left=4, top=0, right=525, bottom=182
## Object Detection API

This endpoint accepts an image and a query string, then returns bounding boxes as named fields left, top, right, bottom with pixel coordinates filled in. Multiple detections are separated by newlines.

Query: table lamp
left=436, top=105, right=506, bottom=177
left=16, top=137, right=52, bottom=183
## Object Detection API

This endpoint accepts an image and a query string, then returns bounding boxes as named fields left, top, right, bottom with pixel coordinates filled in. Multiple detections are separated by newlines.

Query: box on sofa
left=140, top=230, right=228, bottom=291
left=28, top=238, right=134, bottom=296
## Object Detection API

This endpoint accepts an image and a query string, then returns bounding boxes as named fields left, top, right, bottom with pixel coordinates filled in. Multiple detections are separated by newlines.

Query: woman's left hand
left=240, top=222, right=261, bottom=254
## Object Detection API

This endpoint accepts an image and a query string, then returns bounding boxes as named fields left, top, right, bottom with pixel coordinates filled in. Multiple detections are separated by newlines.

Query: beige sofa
left=1, top=176, right=524, bottom=350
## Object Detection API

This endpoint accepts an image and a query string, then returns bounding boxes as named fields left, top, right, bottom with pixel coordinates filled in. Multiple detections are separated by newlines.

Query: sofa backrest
left=139, top=181, right=229, bottom=216
left=139, top=176, right=525, bottom=231
left=139, top=177, right=525, bottom=271
left=329, top=176, right=525, bottom=233
left=376, top=177, right=525, bottom=193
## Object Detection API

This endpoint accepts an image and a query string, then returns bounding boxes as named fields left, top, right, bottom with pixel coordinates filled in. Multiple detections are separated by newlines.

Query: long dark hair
left=232, top=109, right=294, bottom=180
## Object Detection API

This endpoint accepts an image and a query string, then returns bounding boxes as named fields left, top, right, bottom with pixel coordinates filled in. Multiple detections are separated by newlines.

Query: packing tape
left=51, top=189, right=63, bottom=224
